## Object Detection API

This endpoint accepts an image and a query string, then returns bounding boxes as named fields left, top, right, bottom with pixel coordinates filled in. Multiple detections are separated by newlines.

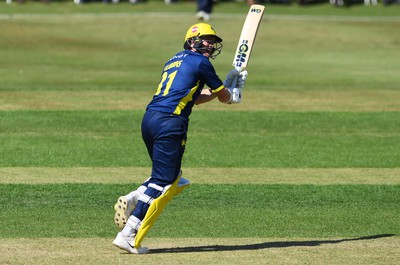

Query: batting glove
left=223, top=69, right=240, bottom=88
left=227, top=87, right=242, bottom=104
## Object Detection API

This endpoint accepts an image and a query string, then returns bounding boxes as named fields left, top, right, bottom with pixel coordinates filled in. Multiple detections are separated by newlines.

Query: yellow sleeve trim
left=212, top=85, right=225, bottom=94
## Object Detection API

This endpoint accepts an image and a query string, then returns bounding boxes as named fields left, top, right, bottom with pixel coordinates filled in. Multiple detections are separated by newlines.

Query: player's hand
left=227, top=87, right=242, bottom=104
left=223, top=69, right=240, bottom=88
left=236, top=70, right=248, bottom=90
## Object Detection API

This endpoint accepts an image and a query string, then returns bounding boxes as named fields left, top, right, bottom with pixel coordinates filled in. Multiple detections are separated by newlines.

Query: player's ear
left=184, top=39, right=193, bottom=50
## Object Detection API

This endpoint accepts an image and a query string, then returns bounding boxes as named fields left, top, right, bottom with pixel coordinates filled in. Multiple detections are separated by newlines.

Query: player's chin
left=203, top=51, right=213, bottom=58
left=201, top=49, right=213, bottom=58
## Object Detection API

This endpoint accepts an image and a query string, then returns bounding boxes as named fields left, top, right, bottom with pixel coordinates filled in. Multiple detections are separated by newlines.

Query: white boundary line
left=0, top=12, right=400, bottom=22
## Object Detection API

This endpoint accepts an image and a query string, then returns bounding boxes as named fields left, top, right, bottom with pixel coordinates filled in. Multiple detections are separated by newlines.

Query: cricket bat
left=232, top=4, right=265, bottom=73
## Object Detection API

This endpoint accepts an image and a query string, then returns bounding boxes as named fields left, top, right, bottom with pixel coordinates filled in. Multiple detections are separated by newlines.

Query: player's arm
left=195, top=69, right=247, bottom=105
left=195, top=87, right=231, bottom=105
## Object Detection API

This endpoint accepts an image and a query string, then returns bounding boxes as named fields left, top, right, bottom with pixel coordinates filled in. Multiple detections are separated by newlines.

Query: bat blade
left=232, top=4, right=265, bottom=71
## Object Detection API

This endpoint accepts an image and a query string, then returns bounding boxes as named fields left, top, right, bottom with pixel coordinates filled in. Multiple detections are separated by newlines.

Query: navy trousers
left=132, top=109, right=188, bottom=220
left=197, top=0, right=213, bottom=13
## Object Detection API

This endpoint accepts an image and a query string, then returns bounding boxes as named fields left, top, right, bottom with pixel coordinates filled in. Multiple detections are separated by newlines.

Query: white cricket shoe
left=113, top=232, right=149, bottom=254
left=195, top=11, right=211, bottom=21
left=114, top=194, right=138, bottom=230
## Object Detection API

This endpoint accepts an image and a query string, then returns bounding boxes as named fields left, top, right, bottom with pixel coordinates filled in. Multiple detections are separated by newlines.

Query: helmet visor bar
left=194, top=36, right=223, bottom=59
left=199, top=42, right=222, bottom=59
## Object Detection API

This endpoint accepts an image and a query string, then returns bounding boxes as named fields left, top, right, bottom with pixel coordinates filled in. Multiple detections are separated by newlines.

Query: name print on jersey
left=164, top=60, right=183, bottom=71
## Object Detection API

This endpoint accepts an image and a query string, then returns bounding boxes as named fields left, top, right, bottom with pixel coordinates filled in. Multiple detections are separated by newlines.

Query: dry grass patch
left=0, top=91, right=152, bottom=111
left=0, top=236, right=398, bottom=265
left=1, top=90, right=399, bottom=111
left=198, top=90, right=400, bottom=112
left=1, top=167, right=399, bottom=185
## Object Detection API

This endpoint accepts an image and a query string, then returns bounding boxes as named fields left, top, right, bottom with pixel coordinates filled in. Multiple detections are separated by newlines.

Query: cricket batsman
left=112, top=23, right=248, bottom=254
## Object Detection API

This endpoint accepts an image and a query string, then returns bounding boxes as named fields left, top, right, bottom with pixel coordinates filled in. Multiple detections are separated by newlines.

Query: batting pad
left=134, top=176, right=190, bottom=249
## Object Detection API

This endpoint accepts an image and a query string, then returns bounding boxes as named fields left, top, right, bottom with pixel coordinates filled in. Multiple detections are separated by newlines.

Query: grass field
left=0, top=2, right=399, bottom=265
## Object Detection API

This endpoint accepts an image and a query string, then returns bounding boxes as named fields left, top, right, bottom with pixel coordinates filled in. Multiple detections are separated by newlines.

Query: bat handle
left=235, top=66, right=243, bottom=72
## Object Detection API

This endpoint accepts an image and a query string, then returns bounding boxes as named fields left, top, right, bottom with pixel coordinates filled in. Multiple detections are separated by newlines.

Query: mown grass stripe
left=1, top=90, right=400, bottom=111
left=2, top=13, right=400, bottom=22
left=1, top=110, right=399, bottom=168
left=1, top=134, right=399, bottom=167
left=2, top=110, right=400, bottom=134
left=1, top=167, right=400, bottom=185
left=1, top=183, right=399, bottom=238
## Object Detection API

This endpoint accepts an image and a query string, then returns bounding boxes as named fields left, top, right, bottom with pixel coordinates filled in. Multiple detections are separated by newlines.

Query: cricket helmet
left=184, top=23, right=223, bottom=43
left=183, top=23, right=223, bottom=59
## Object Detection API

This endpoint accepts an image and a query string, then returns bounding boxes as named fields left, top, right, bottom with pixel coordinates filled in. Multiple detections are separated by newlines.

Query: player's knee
left=145, top=183, right=165, bottom=199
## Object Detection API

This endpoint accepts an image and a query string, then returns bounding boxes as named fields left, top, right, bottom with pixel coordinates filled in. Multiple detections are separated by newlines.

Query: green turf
left=1, top=110, right=399, bottom=167
left=0, top=3, right=399, bottom=255
left=0, top=183, right=399, bottom=238
left=1, top=1, right=400, bottom=17
left=0, top=6, right=399, bottom=92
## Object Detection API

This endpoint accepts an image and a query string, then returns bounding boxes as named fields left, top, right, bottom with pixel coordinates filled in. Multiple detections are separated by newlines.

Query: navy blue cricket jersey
left=146, top=50, right=224, bottom=119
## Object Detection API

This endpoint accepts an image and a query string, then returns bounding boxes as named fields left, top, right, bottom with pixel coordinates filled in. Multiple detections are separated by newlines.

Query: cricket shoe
left=113, top=232, right=149, bottom=254
left=114, top=193, right=139, bottom=230
left=195, top=11, right=211, bottom=22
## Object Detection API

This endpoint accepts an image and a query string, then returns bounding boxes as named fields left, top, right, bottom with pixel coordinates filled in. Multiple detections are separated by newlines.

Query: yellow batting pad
left=134, top=176, right=190, bottom=249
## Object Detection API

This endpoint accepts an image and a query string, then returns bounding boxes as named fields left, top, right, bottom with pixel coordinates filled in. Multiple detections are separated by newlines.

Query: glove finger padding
left=223, top=69, right=240, bottom=88
left=237, top=70, right=248, bottom=90
left=227, top=87, right=242, bottom=104
left=240, top=70, right=248, bottom=79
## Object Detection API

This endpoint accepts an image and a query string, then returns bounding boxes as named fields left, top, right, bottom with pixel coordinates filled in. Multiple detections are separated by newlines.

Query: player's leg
left=133, top=119, right=190, bottom=248
left=113, top=176, right=183, bottom=254
left=134, top=173, right=190, bottom=249
left=113, top=111, right=188, bottom=254
left=112, top=175, right=189, bottom=254
left=135, top=112, right=189, bottom=246
left=113, top=110, right=158, bottom=230
left=113, top=182, right=164, bottom=254
left=141, top=110, right=187, bottom=189
left=131, top=127, right=186, bottom=225
left=113, top=185, right=147, bottom=230
left=113, top=110, right=156, bottom=254
left=196, top=0, right=212, bottom=21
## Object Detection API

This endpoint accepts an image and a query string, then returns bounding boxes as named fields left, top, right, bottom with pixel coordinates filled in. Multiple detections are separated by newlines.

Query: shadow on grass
left=149, top=234, right=395, bottom=254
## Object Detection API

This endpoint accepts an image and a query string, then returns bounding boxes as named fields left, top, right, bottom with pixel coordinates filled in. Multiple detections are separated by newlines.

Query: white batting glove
left=227, top=87, right=242, bottom=104
left=223, top=69, right=240, bottom=88
left=236, top=70, right=248, bottom=90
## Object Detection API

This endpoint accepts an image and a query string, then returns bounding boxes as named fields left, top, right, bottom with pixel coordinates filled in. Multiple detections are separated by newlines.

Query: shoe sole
left=114, top=196, right=133, bottom=229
